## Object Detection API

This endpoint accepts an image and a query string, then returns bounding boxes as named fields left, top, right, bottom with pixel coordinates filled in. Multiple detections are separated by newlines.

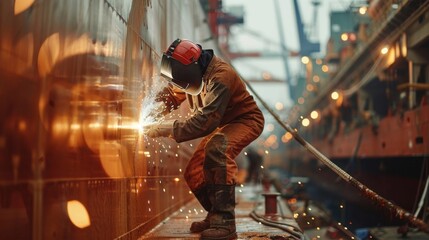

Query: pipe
left=397, top=83, right=429, bottom=91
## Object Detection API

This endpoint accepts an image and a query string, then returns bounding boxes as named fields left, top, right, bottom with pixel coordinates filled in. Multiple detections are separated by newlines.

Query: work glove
left=144, top=120, right=175, bottom=138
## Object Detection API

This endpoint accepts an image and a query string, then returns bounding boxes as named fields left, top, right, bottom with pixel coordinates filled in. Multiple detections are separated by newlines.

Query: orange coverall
left=157, top=55, right=264, bottom=192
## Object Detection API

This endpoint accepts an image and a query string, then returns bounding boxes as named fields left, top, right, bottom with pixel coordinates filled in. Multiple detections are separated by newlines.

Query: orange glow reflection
left=38, top=33, right=60, bottom=78
left=82, top=119, right=104, bottom=152
left=14, top=0, right=35, bottom=15
left=99, top=142, right=130, bottom=177
left=38, top=33, right=93, bottom=78
left=67, top=200, right=91, bottom=228
left=51, top=115, right=70, bottom=140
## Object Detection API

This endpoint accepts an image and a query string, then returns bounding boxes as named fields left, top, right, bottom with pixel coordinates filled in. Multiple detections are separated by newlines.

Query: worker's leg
left=190, top=186, right=212, bottom=233
left=184, top=134, right=213, bottom=232
left=204, top=121, right=263, bottom=186
left=201, top=121, right=263, bottom=240
left=184, top=135, right=209, bottom=190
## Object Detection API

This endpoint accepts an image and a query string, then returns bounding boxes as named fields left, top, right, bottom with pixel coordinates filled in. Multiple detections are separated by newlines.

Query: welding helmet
left=160, top=39, right=203, bottom=95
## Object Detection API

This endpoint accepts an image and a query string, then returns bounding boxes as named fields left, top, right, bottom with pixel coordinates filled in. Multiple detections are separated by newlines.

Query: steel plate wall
left=0, top=0, right=214, bottom=239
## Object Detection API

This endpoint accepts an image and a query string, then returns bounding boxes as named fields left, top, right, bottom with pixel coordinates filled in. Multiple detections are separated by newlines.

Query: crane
left=292, top=0, right=320, bottom=56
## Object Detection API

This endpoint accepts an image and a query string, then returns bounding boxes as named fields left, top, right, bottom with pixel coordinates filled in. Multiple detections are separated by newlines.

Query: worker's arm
left=173, top=80, right=231, bottom=142
left=144, top=120, right=176, bottom=138
left=154, top=84, right=187, bottom=116
left=144, top=85, right=186, bottom=138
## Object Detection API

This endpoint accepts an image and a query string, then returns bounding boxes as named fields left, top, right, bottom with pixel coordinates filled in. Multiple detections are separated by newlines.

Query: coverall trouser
left=184, top=117, right=263, bottom=195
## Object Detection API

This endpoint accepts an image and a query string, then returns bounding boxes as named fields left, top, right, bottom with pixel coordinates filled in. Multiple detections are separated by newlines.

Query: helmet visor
left=160, top=54, right=203, bottom=95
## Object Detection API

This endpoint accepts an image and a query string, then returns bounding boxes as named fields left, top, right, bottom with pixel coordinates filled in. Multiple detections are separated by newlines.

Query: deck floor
left=139, top=185, right=301, bottom=240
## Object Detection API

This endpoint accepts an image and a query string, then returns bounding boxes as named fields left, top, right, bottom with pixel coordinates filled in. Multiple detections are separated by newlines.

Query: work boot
left=190, top=212, right=211, bottom=233
left=201, top=184, right=237, bottom=240
left=190, top=187, right=212, bottom=233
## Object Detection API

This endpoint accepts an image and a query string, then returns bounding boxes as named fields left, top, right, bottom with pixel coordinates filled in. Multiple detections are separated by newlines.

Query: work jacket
left=158, top=55, right=264, bottom=143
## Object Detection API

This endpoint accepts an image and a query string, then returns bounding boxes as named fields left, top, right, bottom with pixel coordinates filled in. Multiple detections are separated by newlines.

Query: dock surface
left=139, top=185, right=302, bottom=239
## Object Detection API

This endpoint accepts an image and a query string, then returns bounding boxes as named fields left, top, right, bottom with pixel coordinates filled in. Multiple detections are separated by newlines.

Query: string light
left=331, top=91, right=339, bottom=100
left=301, top=118, right=310, bottom=127
left=321, top=65, right=329, bottom=72
left=310, top=110, right=319, bottom=120
left=359, top=6, right=367, bottom=15
left=301, top=56, right=310, bottom=64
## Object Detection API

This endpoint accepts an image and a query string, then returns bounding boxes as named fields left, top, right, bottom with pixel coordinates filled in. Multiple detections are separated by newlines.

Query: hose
left=415, top=176, right=429, bottom=218
left=335, top=130, right=363, bottom=182
left=249, top=210, right=305, bottom=240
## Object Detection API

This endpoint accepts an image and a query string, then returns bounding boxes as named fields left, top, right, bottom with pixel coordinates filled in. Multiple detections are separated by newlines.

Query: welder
left=145, top=39, right=264, bottom=240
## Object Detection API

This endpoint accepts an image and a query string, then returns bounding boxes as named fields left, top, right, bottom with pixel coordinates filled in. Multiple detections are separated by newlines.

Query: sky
left=222, top=0, right=353, bottom=109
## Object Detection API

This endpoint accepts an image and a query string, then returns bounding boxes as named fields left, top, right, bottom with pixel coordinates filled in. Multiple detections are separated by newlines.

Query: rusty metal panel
left=0, top=0, right=212, bottom=239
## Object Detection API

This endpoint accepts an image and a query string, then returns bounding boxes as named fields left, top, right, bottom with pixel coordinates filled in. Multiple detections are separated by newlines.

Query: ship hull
left=0, top=0, right=215, bottom=239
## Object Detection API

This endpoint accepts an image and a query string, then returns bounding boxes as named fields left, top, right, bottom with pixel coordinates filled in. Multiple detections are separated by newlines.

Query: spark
left=138, top=75, right=169, bottom=134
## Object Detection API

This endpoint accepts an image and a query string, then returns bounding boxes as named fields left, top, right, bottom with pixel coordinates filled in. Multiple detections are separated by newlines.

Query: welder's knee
left=204, top=133, right=228, bottom=169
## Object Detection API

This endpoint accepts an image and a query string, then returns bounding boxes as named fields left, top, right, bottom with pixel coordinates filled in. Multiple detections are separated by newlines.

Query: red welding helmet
left=160, top=39, right=203, bottom=95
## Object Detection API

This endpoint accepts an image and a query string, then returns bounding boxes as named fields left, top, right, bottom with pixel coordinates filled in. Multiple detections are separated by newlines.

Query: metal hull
left=0, top=0, right=215, bottom=239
